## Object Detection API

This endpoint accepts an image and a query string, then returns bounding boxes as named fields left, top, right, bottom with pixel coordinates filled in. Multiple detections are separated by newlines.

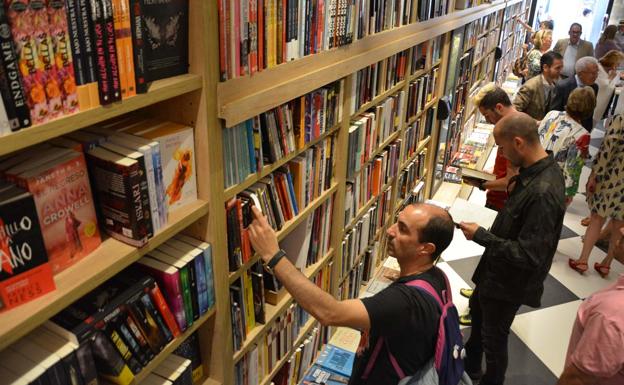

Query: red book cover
left=273, top=173, right=291, bottom=221
left=233, top=0, right=241, bottom=77
left=18, top=151, right=101, bottom=274
left=46, top=0, right=80, bottom=114
left=0, top=187, right=55, bottom=312
left=148, top=280, right=181, bottom=337
left=235, top=198, right=252, bottom=263
left=249, top=0, right=257, bottom=74
left=257, top=0, right=263, bottom=71
left=6, top=0, right=50, bottom=124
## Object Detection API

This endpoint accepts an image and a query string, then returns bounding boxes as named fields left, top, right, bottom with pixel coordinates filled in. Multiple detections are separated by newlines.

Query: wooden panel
left=0, top=74, right=202, bottom=157
left=217, top=1, right=507, bottom=126
left=0, top=200, right=209, bottom=351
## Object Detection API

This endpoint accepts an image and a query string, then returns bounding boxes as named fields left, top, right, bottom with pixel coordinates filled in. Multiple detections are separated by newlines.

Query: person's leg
left=572, top=213, right=606, bottom=270
left=479, top=296, right=521, bottom=385
left=597, top=219, right=624, bottom=276
left=464, top=288, right=483, bottom=379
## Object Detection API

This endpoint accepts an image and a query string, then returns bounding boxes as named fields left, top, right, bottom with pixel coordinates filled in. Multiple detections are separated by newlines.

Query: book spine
left=65, top=0, right=86, bottom=85
left=128, top=0, right=146, bottom=92
left=76, top=0, right=98, bottom=85
left=119, top=0, right=134, bottom=96
left=103, top=320, right=143, bottom=375
left=193, top=253, right=209, bottom=316
left=138, top=291, right=173, bottom=342
left=123, top=310, right=156, bottom=361
left=111, top=0, right=128, bottom=98
left=91, top=0, right=112, bottom=104
left=149, top=281, right=182, bottom=337
left=102, top=0, right=121, bottom=101
left=90, top=329, right=135, bottom=384
left=186, top=258, right=200, bottom=321
left=179, top=264, right=194, bottom=328
left=115, top=314, right=150, bottom=366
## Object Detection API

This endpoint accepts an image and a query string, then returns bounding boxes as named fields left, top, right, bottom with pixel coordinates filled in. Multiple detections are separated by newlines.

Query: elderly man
left=615, top=20, right=624, bottom=50
left=459, top=113, right=566, bottom=385
left=553, top=23, right=595, bottom=78
left=248, top=203, right=455, bottom=385
left=549, top=56, right=599, bottom=132
left=514, top=51, right=564, bottom=120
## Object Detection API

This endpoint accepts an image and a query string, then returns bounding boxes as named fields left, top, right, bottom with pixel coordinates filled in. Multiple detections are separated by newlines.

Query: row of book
left=397, top=153, right=426, bottom=200
left=464, top=9, right=502, bottom=49
left=406, top=70, right=438, bottom=121
left=350, top=50, right=409, bottom=112
left=346, top=100, right=402, bottom=180
left=217, top=0, right=450, bottom=80
left=41, top=233, right=213, bottom=385
left=338, top=244, right=373, bottom=300
left=397, top=171, right=426, bottom=213
left=345, top=140, right=400, bottom=224
left=0, top=0, right=188, bottom=132
left=223, top=81, right=342, bottom=188
left=296, top=342, right=357, bottom=385
left=410, top=35, right=444, bottom=76
left=231, top=260, right=333, bottom=353
left=403, top=119, right=427, bottom=161
left=474, top=27, right=500, bottom=61
left=225, top=150, right=334, bottom=271
left=341, top=187, right=391, bottom=280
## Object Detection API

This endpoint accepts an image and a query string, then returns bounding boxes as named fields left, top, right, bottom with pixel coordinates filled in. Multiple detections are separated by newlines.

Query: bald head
left=410, top=203, right=455, bottom=259
left=495, top=112, right=540, bottom=145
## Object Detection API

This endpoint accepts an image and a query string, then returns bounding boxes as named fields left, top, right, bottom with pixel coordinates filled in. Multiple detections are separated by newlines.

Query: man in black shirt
left=248, top=203, right=455, bottom=384
left=459, top=113, right=566, bottom=385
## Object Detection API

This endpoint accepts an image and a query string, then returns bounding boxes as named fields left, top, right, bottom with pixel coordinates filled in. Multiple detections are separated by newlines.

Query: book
left=140, top=0, right=189, bottom=82
left=460, top=166, right=496, bottom=182
left=0, top=186, right=55, bottom=312
left=314, top=344, right=355, bottom=377
left=102, top=0, right=122, bottom=101
left=128, top=0, right=147, bottom=93
left=172, top=333, right=203, bottom=384
left=301, top=364, right=350, bottom=385
left=173, top=233, right=215, bottom=308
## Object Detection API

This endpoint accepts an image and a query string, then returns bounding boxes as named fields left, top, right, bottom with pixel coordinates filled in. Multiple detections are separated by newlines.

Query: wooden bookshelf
left=0, top=200, right=209, bottom=351
left=0, top=74, right=202, bottom=157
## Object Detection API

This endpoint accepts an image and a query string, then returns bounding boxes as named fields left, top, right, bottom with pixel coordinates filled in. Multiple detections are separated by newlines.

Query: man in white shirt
left=553, top=23, right=595, bottom=78
left=615, top=20, right=624, bottom=50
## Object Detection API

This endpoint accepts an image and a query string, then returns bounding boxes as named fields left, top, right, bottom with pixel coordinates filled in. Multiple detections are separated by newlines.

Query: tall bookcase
left=0, top=1, right=530, bottom=385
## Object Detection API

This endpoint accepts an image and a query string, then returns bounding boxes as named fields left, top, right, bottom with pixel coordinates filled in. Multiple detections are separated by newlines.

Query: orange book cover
left=0, top=187, right=55, bottom=312
left=371, top=158, right=382, bottom=197
left=19, top=151, right=101, bottom=275
left=111, top=0, right=129, bottom=98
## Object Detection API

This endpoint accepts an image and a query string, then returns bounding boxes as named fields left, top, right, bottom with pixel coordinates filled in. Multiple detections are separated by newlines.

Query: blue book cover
left=193, top=250, right=209, bottom=315
left=284, top=168, right=299, bottom=215
left=246, top=120, right=257, bottom=174
left=315, top=344, right=355, bottom=377
left=301, top=364, right=350, bottom=385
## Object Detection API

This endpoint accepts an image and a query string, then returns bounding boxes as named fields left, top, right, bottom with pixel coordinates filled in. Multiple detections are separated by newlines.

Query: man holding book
left=459, top=113, right=566, bottom=385
left=248, top=203, right=455, bottom=384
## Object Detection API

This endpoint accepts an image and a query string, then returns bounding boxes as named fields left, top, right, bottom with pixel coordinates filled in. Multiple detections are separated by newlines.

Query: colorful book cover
left=31, top=0, right=64, bottom=118
left=102, top=0, right=121, bottom=101
left=315, top=344, right=355, bottom=377
left=47, top=0, right=80, bottom=114
left=18, top=151, right=101, bottom=274
left=0, top=186, right=55, bottom=312
left=6, top=0, right=50, bottom=124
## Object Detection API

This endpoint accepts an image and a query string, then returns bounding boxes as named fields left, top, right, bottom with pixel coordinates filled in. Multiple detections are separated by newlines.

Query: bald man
left=459, top=113, right=566, bottom=385
left=248, top=203, right=455, bottom=385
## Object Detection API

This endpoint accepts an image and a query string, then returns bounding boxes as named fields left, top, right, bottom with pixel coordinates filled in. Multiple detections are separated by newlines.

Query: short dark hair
left=540, top=20, right=554, bottom=30
left=477, top=86, right=512, bottom=110
left=540, top=51, right=563, bottom=72
left=498, top=112, right=540, bottom=145
left=570, top=22, right=582, bottom=31
left=417, top=209, right=454, bottom=260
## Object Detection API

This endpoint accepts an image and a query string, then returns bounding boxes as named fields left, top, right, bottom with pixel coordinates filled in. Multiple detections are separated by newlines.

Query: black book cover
left=122, top=307, right=156, bottom=362
left=172, top=332, right=202, bottom=384
left=249, top=262, right=265, bottom=324
left=128, top=0, right=147, bottom=93
left=77, top=0, right=98, bottom=84
left=185, top=258, right=199, bottom=320
left=0, top=4, right=31, bottom=129
left=113, top=311, right=151, bottom=366
left=65, top=0, right=87, bottom=85
left=127, top=293, right=166, bottom=353
left=138, top=291, right=174, bottom=341
left=140, top=0, right=189, bottom=82
left=89, top=329, right=135, bottom=384
left=102, top=0, right=122, bottom=101
left=91, top=0, right=112, bottom=104
left=99, top=316, right=143, bottom=375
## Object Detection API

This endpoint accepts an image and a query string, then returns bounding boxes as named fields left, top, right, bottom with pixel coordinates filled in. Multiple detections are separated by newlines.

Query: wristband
left=266, top=249, right=287, bottom=272
left=478, top=180, right=487, bottom=191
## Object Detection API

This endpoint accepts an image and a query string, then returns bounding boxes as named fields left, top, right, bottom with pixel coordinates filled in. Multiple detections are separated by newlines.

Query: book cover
left=47, top=0, right=80, bottom=114
left=126, top=292, right=166, bottom=354
left=172, top=333, right=203, bottom=384
left=76, top=0, right=100, bottom=106
left=315, top=344, right=355, bottom=377
left=147, top=279, right=181, bottom=337
left=6, top=0, right=51, bottom=124
left=141, top=0, right=189, bottom=82
left=86, top=147, right=148, bottom=247
left=98, top=315, right=143, bottom=375
left=112, top=310, right=151, bottom=366
left=90, top=329, right=135, bottom=385
left=0, top=186, right=55, bottom=312
left=164, top=238, right=209, bottom=316
left=128, top=0, right=147, bottom=92
left=138, top=122, right=197, bottom=213
left=102, top=0, right=122, bottom=101
left=18, top=151, right=101, bottom=275
left=91, top=0, right=112, bottom=104
left=158, top=243, right=200, bottom=321
left=173, top=233, right=215, bottom=308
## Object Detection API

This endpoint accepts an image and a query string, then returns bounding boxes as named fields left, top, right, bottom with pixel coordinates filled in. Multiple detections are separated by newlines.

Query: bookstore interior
left=2, top=0, right=606, bottom=384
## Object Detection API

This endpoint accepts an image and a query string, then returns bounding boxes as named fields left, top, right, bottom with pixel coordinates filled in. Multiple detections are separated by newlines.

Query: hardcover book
left=0, top=186, right=55, bottom=311
left=17, top=150, right=101, bottom=274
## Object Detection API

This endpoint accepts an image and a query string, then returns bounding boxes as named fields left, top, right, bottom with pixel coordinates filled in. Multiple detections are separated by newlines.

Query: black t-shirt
left=348, top=266, right=446, bottom=385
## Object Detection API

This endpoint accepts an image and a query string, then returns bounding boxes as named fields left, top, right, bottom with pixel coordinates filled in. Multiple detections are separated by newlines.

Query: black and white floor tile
left=436, top=124, right=622, bottom=383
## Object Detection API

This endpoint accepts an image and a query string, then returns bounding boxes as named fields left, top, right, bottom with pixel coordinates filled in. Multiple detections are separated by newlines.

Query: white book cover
left=449, top=197, right=498, bottom=230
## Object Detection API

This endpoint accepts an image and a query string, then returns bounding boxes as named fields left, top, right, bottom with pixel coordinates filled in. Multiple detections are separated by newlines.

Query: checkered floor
left=437, top=122, right=623, bottom=384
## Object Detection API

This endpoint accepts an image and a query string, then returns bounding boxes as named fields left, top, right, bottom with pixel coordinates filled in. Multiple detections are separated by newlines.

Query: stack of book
left=223, top=81, right=342, bottom=188
left=350, top=50, right=409, bottom=110
left=0, top=0, right=189, bottom=134
left=140, top=353, right=193, bottom=385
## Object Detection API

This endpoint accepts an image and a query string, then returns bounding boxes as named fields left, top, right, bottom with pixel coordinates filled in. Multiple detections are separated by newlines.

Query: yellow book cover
left=242, top=270, right=256, bottom=332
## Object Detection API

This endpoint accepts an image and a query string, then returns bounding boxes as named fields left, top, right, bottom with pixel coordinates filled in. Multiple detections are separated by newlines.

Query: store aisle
left=440, top=124, right=620, bottom=384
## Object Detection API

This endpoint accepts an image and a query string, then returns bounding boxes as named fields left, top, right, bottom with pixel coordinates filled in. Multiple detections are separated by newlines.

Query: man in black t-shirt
left=248, top=203, right=455, bottom=384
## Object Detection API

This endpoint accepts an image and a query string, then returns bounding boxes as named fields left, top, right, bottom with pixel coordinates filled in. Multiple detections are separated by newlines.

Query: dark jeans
left=464, top=288, right=521, bottom=385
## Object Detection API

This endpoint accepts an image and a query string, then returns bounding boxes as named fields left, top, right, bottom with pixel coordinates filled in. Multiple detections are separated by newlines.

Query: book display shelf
left=0, top=1, right=531, bottom=385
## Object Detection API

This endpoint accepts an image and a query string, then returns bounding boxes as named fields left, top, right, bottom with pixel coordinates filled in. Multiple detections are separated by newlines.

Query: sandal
left=581, top=217, right=590, bottom=226
left=568, top=259, right=588, bottom=274
left=594, top=263, right=610, bottom=278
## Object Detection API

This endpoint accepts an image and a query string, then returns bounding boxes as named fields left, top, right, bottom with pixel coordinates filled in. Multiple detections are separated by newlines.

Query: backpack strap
left=361, top=337, right=406, bottom=380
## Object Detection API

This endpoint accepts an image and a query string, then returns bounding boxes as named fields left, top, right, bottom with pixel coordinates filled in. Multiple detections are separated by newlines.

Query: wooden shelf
left=0, top=199, right=209, bottom=351
left=406, top=97, right=438, bottom=126
left=409, top=62, right=441, bottom=81
left=0, top=74, right=202, bottom=157
left=224, top=125, right=340, bottom=200
left=344, top=176, right=396, bottom=233
left=259, top=317, right=318, bottom=385
left=401, top=136, right=431, bottom=170
left=473, top=46, right=497, bottom=67
left=216, top=0, right=508, bottom=126
left=130, top=307, right=216, bottom=385
left=229, top=183, right=338, bottom=284
left=352, top=81, right=407, bottom=118
left=232, top=249, right=335, bottom=363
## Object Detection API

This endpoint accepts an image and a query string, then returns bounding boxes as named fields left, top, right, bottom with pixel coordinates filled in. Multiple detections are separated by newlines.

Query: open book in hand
left=460, top=167, right=496, bottom=182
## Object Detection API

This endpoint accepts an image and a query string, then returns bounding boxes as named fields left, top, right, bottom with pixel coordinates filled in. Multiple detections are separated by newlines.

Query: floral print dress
left=538, top=111, right=590, bottom=197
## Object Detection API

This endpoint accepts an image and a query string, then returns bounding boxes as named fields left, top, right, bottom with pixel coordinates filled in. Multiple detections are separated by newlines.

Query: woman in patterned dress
left=569, top=113, right=624, bottom=277
left=538, top=87, right=594, bottom=204
left=525, top=29, right=553, bottom=80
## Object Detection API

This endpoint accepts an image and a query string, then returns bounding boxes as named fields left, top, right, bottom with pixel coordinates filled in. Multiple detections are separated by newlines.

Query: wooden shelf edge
left=259, top=318, right=319, bottom=385
left=0, top=199, right=209, bottom=351
left=344, top=175, right=396, bottom=233
left=401, top=136, right=431, bottom=170
left=232, top=249, right=335, bottom=362
left=406, top=97, right=439, bottom=126
left=217, top=1, right=508, bottom=126
left=131, top=307, right=216, bottom=385
left=0, top=74, right=202, bottom=157
left=229, top=183, right=338, bottom=284
left=352, top=81, right=406, bottom=118
left=223, top=125, right=340, bottom=200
